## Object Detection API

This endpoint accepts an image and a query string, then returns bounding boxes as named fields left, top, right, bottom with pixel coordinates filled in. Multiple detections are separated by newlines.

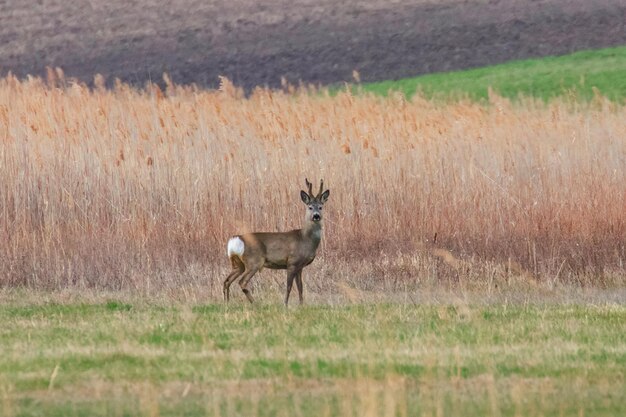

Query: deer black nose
left=312, top=213, right=321, bottom=222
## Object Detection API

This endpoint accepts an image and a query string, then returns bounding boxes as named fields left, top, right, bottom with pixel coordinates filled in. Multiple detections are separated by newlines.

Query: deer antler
left=317, top=179, right=324, bottom=199
left=305, top=178, right=313, bottom=197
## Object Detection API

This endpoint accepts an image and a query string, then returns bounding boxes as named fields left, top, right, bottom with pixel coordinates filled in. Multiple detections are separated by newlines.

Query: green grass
left=359, top=46, right=626, bottom=101
left=1, top=301, right=625, bottom=416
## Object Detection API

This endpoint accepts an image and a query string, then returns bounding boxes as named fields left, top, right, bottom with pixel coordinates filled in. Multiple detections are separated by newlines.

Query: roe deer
left=224, top=179, right=330, bottom=305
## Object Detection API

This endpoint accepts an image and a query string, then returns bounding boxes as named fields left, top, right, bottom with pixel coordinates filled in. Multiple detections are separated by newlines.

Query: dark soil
left=1, top=0, right=625, bottom=90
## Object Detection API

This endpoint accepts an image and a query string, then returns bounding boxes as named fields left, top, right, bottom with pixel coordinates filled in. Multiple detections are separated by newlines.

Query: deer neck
left=302, top=220, right=322, bottom=246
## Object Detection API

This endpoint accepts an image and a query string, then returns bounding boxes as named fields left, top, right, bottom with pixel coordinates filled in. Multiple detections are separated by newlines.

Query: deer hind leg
left=223, top=257, right=245, bottom=302
left=238, top=263, right=262, bottom=304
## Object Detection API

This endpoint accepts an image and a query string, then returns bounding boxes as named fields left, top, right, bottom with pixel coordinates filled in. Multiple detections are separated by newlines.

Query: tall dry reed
left=0, top=73, right=624, bottom=296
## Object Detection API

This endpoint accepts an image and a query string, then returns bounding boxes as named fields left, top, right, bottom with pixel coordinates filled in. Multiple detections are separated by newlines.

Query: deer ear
left=320, top=189, right=330, bottom=203
left=300, top=191, right=311, bottom=204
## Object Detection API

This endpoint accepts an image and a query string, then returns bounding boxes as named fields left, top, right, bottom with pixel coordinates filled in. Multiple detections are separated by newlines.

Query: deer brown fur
left=224, top=179, right=330, bottom=305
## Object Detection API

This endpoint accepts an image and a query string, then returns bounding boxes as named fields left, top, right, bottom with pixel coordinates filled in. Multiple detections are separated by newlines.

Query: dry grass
left=0, top=72, right=625, bottom=297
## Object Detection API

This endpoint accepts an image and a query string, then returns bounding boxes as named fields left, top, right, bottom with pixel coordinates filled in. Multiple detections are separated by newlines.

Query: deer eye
left=319, top=207, right=323, bottom=210
left=308, top=206, right=313, bottom=210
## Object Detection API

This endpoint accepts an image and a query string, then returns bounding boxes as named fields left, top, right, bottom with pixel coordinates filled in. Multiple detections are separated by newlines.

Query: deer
left=224, top=179, right=330, bottom=306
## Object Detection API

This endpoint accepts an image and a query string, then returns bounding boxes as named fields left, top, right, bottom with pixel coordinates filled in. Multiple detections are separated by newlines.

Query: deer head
left=301, top=179, right=330, bottom=224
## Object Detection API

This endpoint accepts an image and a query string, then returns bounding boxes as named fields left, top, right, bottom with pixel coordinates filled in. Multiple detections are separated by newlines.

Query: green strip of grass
left=360, top=46, right=626, bottom=101
left=1, top=302, right=624, bottom=416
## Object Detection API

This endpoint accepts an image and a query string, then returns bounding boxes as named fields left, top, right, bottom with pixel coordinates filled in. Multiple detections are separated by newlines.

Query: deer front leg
left=284, top=268, right=299, bottom=307
left=295, top=270, right=304, bottom=305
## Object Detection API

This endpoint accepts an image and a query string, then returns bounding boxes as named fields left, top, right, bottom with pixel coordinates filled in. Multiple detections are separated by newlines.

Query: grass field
left=1, top=295, right=624, bottom=417
left=360, top=46, right=626, bottom=101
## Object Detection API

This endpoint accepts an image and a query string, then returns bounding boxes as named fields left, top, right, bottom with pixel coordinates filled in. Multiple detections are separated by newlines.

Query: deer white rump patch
left=227, top=236, right=245, bottom=258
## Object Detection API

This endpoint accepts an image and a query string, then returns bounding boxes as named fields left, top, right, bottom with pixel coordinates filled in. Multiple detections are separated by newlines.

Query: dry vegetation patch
left=0, top=74, right=624, bottom=296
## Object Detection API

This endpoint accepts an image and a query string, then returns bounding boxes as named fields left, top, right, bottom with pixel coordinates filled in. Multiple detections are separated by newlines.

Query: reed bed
left=0, top=72, right=624, bottom=297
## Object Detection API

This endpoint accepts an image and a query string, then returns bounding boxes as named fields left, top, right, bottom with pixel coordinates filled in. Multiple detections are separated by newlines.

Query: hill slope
left=361, top=46, right=626, bottom=101
left=1, top=0, right=625, bottom=89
